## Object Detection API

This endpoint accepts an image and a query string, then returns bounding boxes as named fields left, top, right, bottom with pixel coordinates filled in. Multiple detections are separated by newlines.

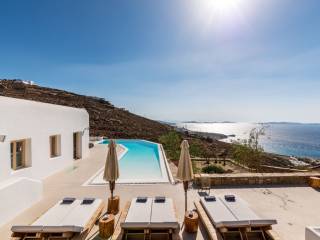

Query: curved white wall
left=0, top=96, right=90, bottom=225
left=0, top=96, right=89, bottom=181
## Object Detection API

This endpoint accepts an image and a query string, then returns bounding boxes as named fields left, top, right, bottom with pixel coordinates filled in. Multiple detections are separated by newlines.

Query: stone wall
left=194, top=173, right=320, bottom=186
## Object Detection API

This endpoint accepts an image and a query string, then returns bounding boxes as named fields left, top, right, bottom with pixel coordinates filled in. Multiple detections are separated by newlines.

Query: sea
left=175, top=122, right=320, bottom=160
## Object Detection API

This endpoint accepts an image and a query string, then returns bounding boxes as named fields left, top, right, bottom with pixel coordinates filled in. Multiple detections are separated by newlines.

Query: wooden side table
left=99, top=214, right=115, bottom=239
left=184, top=211, right=199, bottom=233
left=107, top=196, right=120, bottom=214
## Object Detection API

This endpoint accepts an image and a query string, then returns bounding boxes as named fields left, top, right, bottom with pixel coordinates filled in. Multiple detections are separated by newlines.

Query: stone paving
left=1, top=144, right=320, bottom=240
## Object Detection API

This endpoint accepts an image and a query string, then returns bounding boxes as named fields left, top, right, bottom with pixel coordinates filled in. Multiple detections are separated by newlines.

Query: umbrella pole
left=183, top=181, right=188, bottom=212
left=109, top=181, right=114, bottom=199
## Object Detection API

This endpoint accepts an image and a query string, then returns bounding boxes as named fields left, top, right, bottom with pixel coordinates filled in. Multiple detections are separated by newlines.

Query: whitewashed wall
left=0, top=96, right=90, bottom=226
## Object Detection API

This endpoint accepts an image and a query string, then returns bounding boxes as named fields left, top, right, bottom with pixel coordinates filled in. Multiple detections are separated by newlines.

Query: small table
left=107, top=196, right=120, bottom=214
left=184, top=211, right=199, bottom=233
left=99, top=214, right=115, bottom=239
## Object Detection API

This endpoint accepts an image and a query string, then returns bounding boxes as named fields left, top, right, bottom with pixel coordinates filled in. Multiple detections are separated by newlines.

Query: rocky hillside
left=1, top=79, right=298, bottom=170
left=0, top=79, right=172, bottom=140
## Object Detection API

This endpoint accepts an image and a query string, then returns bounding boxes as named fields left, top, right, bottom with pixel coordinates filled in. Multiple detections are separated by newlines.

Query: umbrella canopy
left=177, top=140, right=194, bottom=181
left=103, top=139, right=119, bottom=199
left=103, top=139, right=119, bottom=182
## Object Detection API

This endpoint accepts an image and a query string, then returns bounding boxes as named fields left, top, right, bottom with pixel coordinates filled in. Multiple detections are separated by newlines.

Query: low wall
left=0, top=177, right=42, bottom=226
left=194, top=173, right=320, bottom=186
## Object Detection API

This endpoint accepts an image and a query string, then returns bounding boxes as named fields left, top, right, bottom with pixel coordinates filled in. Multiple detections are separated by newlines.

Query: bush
left=159, top=131, right=215, bottom=161
left=158, top=131, right=182, bottom=160
left=231, top=127, right=265, bottom=171
left=202, top=164, right=225, bottom=174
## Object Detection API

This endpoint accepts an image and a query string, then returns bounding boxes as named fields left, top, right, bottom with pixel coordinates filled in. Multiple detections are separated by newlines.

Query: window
left=11, top=140, right=26, bottom=170
left=50, top=135, right=61, bottom=158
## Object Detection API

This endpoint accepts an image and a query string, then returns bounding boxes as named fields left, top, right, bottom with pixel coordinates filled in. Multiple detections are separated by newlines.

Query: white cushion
left=150, top=198, right=179, bottom=229
left=121, top=197, right=152, bottom=229
left=306, top=227, right=320, bottom=240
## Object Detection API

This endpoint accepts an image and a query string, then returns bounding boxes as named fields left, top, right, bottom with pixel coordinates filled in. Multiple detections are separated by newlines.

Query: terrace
left=2, top=143, right=320, bottom=240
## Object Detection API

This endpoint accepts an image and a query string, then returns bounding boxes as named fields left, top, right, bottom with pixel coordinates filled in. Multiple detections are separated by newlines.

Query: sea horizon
left=174, top=121, right=320, bottom=160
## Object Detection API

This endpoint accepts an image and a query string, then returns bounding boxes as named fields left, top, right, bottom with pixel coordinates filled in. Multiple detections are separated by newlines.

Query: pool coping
left=83, top=139, right=174, bottom=186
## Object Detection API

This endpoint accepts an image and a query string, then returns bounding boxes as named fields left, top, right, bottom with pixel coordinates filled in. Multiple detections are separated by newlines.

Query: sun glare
left=210, top=0, right=239, bottom=13
left=193, top=0, right=248, bottom=32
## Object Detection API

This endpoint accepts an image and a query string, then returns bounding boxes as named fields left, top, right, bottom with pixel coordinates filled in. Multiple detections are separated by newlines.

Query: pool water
left=87, top=140, right=170, bottom=184
left=103, top=139, right=163, bottom=180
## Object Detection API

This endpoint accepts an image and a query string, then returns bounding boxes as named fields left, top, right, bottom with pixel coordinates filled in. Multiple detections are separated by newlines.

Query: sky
left=0, top=0, right=320, bottom=123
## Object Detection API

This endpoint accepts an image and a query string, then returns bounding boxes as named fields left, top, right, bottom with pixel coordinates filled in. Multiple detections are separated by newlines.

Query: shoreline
left=174, top=125, right=320, bottom=167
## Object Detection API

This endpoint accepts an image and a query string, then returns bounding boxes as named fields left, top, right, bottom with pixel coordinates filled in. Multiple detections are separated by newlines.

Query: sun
left=193, top=0, right=247, bottom=31
left=210, top=0, right=239, bottom=13
left=203, top=0, right=244, bottom=17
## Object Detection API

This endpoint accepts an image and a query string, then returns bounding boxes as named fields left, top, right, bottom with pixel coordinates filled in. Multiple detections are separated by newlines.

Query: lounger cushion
left=200, top=197, right=238, bottom=223
left=219, top=195, right=261, bottom=221
left=122, top=197, right=152, bottom=229
left=11, top=225, right=43, bottom=233
left=60, top=199, right=102, bottom=229
left=12, top=198, right=102, bottom=236
left=200, top=197, right=250, bottom=228
left=201, top=194, right=277, bottom=229
left=122, top=197, right=179, bottom=230
left=150, top=198, right=179, bottom=229
left=42, top=225, right=83, bottom=233
left=250, top=219, right=277, bottom=226
left=33, top=200, right=81, bottom=226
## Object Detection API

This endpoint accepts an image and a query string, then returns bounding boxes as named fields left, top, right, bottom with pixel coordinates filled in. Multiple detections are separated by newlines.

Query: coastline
left=174, top=124, right=320, bottom=168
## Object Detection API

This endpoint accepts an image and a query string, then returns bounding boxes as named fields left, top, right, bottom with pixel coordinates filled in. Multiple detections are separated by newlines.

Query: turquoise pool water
left=100, top=140, right=167, bottom=182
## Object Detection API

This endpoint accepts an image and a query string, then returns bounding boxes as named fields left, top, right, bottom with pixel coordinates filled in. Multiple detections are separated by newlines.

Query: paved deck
left=1, top=144, right=320, bottom=240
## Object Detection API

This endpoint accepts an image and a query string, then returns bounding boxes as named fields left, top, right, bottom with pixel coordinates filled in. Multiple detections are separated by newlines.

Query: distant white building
left=0, top=96, right=89, bottom=226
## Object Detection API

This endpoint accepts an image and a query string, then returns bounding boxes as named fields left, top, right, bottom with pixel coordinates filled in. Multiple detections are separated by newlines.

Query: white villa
left=0, top=96, right=89, bottom=226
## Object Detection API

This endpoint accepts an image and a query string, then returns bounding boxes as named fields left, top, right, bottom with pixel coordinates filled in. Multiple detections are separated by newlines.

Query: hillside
left=0, top=79, right=171, bottom=140
left=1, top=79, right=298, bottom=170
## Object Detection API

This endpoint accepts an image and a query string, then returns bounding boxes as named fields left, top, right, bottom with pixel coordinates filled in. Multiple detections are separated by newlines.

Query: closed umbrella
left=177, top=140, right=194, bottom=212
left=103, top=139, right=119, bottom=199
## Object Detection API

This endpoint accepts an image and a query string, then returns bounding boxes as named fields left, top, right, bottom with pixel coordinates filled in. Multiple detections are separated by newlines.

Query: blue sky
left=1, top=0, right=320, bottom=123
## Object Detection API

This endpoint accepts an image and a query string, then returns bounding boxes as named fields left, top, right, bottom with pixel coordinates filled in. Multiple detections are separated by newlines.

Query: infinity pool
left=87, top=140, right=171, bottom=184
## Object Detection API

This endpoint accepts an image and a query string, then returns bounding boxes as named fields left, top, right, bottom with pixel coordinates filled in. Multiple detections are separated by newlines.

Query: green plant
left=189, top=140, right=204, bottom=157
left=232, top=127, right=265, bottom=171
left=192, top=160, right=200, bottom=173
left=158, top=131, right=182, bottom=160
left=159, top=131, right=218, bottom=162
left=202, top=164, right=225, bottom=174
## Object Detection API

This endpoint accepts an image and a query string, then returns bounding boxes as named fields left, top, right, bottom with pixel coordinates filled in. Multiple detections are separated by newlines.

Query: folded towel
left=82, top=198, right=95, bottom=205
left=136, top=197, right=148, bottom=203
left=225, top=195, right=236, bottom=202
left=204, top=196, right=216, bottom=202
left=154, top=196, right=166, bottom=203
left=61, top=197, right=76, bottom=205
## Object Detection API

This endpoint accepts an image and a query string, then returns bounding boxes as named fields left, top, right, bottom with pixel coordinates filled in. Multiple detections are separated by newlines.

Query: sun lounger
left=121, top=197, right=179, bottom=240
left=200, top=196, right=249, bottom=228
left=33, top=198, right=81, bottom=226
left=121, top=197, right=152, bottom=229
left=60, top=198, right=103, bottom=230
left=11, top=198, right=103, bottom=240
left=150, top=197, right=179, bottom=229
left=219, top=195, right=277, bottom=227
left=306, top=226, right=320, bottom=240
left=196, top=195, right=279, bottom=240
